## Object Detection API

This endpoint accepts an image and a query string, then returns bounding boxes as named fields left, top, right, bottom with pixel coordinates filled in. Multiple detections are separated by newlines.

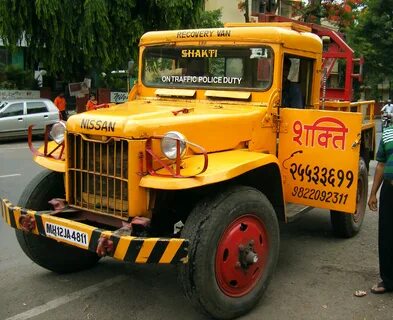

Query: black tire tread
left=16, top=170, right=100, bottom=273
left=179, top=185, right=280, bottom=319
left=330, top=158, right=368, bottom=238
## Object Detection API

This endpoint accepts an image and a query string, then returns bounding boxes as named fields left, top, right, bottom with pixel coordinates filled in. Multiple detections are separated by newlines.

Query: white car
left=0, top=99, right=60, bottom=140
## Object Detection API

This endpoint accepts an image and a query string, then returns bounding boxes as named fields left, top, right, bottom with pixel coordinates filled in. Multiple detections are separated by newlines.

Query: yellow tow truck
left=1, top=22, right=375, bottom=319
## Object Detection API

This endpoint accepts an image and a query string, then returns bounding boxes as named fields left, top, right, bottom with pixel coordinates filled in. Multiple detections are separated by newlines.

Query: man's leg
left=61, top=110, right=68, bottom=121
left=379, top=182, right=393, bottom=290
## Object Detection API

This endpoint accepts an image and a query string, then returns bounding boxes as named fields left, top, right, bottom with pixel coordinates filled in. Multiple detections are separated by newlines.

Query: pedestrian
left=282, top=57, right=303, bottom=108
left=367, top=125, right=393, bottom=294
left=381, top=99, right=393, bottom=116
left=54, top=92, right=67, bottom=120
left=86, top=93, right=97, bottom=111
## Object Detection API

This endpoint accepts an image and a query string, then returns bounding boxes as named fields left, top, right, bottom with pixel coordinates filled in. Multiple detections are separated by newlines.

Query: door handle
left=44, top=115, right=49, bottom=118
left=351, top=134, right=361, bottom=148
left=18, top=118, right=23, bottom=121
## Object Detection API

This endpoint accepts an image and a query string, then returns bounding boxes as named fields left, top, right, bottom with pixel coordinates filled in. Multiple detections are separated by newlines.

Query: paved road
left=1, top=131, right=392, bottom=320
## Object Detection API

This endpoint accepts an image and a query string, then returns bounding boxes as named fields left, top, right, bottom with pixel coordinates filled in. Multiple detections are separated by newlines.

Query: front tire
left=16, top=170, right=100, bottom=273
left=178, top=186, right=280, bottom=319
left=330, top=158, right=368, bottom=238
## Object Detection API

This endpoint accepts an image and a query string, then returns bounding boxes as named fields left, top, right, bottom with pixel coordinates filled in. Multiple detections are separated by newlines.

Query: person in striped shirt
left=368, top=125, right=393, bottom=294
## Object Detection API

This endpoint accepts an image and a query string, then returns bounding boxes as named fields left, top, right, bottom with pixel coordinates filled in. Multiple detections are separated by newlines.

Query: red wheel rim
left=215, top=214, right=269, bottom=297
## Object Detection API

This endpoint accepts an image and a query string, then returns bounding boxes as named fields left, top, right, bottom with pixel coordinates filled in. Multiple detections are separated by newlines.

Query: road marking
left=0, top=145, right=41, bottom=151
left=0, top=146, right=29, bottom=150
left=0, top=174, right=21, bottom=178
left=4, top=275, right=128, bottom=320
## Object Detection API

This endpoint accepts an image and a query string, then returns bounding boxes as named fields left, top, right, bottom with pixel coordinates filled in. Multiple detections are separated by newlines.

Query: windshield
left=142, top=46, right=274, bottom=91
left=0, top=101, right=8, bottom=111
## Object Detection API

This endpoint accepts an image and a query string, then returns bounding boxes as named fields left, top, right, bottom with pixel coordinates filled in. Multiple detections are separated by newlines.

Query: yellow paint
left=155, top=88, right=196, bottom=97
left=11, top=22, right=375, bottom=225
left=159, top=239, right=184, bottom=263
left=140, top=26, right=321, bottom=54
left=181, top=49, right=218, bottom=58
left=224, top=22, right=312, bottom=33
left=278, top=109, right=362, bottom=213
left=1, top=198, right=187, bottom=263
left=33, top=155, right=65, bottom=172
left=140, top=151, right=279, bottom=190
left=113, top=236, right=136, bottom=261
left=205, top=90, right=251, bottom=100
left=135, top=238, right=159, bottom=263
left=33, top=141, right=65, bottom=172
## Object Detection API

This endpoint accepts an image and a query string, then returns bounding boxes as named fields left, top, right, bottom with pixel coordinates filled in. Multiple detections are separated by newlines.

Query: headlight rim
left=160, top=131, right=187, bottom=160
left=49, top=121, right=67, bottom=144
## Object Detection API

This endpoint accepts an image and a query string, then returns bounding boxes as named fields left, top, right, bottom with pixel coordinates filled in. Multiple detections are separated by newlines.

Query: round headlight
left=49, top=121, right=66, bottom=144
left=161, top=131, right=187, bottom=160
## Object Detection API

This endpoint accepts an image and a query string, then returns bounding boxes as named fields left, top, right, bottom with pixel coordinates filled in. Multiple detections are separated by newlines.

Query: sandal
left=371, top=282, right=391, bottom=294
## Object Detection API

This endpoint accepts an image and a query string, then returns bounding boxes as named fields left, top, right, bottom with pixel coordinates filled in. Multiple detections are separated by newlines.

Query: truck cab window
left=282, top=55, right=314, bottom=108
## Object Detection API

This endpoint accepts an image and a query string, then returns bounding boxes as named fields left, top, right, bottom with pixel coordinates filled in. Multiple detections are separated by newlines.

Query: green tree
left=196, top=9, right=223, bottom=28
left=293, top=0, right=362, bottom=30
left=0, top=0, right=219, bottom=82
left=347, top=0, right=393, bottom=96
left=0, top=64, right=37, bottom=89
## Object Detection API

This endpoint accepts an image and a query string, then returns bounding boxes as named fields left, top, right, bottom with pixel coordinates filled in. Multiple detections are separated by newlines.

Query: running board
left=285, top=203, right=313, bottom=222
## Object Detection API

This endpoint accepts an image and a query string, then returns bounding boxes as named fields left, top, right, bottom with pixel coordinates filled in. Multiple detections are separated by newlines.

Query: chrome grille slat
left=67, top=134, right=129, bottom=219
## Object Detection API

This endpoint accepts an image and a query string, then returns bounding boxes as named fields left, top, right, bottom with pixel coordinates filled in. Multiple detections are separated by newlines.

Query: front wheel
left=178, top=186, right=280, bottom=319
left=16, top=170, right=100, bottom=273
left=330, top=158, right=368, bottom=238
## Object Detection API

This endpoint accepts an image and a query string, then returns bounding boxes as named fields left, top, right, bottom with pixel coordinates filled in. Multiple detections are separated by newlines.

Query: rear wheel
left=178, top=186, right=280, bottom=319
left=16, top=170, right=100, bottom=273
left=330, top=158, right=368, bottom=238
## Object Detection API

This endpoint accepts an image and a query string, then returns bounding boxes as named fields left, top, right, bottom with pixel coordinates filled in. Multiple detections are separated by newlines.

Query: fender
left=33, top=141, right=65, bottom=172
left=140, top=149, right=280, bottom=190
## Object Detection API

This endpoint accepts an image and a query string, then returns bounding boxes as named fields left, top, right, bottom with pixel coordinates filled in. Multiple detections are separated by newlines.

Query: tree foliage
left=0, top=0, right=218, bottom=81
left=0, top=64, right=37, bottom=89
left=347, top=0, right=393, bottom=89
left=293, top=0, right=362, bottom=30
left=196, top=9, right=223, bottom=28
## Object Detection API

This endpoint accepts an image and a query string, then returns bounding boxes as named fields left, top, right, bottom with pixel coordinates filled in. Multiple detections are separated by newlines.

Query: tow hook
left=48, top=198, right=67, bottom=211
left=96, top=236, right=114, bottom=257
left=18, top=215, right=36, bottom=233
left=238, top=240, right=259, bottom=269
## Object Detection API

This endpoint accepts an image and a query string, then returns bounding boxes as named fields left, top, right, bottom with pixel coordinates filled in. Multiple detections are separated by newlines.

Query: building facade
left=204, top=0, right=301, bottom=23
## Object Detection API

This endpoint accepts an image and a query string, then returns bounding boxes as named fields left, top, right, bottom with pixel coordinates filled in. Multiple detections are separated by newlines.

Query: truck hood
left=66, top=100, right=267, bottom=152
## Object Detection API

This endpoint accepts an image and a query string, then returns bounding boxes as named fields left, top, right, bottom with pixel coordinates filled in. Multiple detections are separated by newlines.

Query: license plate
left=45, top=222, right=89, bottom=248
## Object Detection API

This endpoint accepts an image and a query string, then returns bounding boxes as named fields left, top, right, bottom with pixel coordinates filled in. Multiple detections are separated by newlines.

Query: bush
left=0, top=64, right=38, bottom=90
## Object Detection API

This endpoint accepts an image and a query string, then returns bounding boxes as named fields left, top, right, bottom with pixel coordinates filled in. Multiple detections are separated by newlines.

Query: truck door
left=277, top=108, right=362, bottom=213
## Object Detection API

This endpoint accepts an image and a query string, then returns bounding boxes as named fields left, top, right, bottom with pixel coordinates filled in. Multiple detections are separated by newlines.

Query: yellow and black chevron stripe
left=0, top=198, right=188, bottom=264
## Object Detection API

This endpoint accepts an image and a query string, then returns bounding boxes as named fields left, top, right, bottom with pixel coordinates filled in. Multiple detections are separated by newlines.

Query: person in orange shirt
left=86, top=93, right=98, bottom=111
left=54, top=92, right=67, bottom=120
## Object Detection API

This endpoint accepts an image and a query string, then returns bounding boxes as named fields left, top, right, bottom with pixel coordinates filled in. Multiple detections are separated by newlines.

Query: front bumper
left=1, top=198, right=188, bottom=264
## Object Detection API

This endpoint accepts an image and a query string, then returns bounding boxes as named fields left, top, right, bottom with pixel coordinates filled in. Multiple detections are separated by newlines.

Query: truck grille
left=67, top=134, right=129, bottom=219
